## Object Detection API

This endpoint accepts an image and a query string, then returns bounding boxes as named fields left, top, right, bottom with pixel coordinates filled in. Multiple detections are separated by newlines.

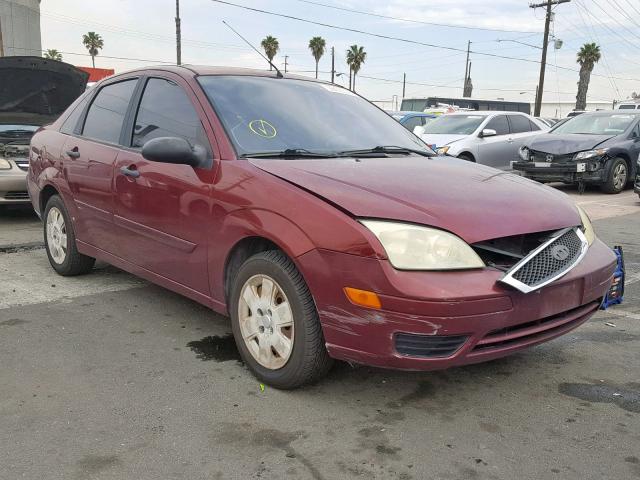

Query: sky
left=39, top=0, right=640, bottom=106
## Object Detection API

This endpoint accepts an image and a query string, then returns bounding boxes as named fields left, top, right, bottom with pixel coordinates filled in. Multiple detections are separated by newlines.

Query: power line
left=209, top=0, right=640, bottom=81
left=292, top=0, right=539, bottom=34
left=587, top=0, right=640, bottom=43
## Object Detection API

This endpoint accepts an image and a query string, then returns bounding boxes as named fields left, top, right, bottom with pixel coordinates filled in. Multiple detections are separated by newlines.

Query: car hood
left=419, top=133, right=468, bottom=147
left=250, top=156, right=580, bottom=244
left=0, top=56, right=89, bottom=125
left=526, top=133, right=614, bottom=154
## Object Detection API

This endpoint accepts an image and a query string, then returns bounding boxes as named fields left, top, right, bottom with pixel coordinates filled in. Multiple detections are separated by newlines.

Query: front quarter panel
left=208, top=160, right=381, bottom=306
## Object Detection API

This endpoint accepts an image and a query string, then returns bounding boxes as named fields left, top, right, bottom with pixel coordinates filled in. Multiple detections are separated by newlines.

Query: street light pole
left=530, top=0, right=570, bottom=116
left=175, top=0, right=182, bottom=65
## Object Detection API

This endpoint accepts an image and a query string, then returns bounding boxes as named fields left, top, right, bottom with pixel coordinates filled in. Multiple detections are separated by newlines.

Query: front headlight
left=361, top=220, right=485, bottom=270
left=519, top=146, right=530, bottom=161
left=436, top=146, right=450, bottom=155
left=574, top=148, right=608, bottom=160
left=576, top=205, right=595, bottom=245
left=0, top=158, right=12, bottom=170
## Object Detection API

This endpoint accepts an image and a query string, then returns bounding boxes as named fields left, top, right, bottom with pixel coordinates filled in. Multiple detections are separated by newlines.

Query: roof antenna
left=222, top=20, right=283, bottom=78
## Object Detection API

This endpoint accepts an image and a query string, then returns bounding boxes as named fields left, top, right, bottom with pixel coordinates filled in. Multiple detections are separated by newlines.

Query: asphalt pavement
left=1, top=187, right=639, bottom=480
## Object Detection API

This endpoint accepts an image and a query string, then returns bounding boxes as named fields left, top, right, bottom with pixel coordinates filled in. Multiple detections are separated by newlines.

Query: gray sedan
left=414, top=111, right=548, bottom=170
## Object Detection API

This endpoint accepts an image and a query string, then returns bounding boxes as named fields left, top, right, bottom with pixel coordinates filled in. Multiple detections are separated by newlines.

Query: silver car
left=414, top=111, right=548, bottom=170
left=0, top=56, right=88, bottom=205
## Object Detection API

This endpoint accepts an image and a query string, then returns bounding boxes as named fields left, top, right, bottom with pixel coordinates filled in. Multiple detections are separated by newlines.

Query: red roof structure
left=76, top=66, right=114, bottom=82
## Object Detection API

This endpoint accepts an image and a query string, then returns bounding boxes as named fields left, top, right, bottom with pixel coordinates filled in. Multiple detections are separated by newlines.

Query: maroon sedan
left=28, top=66, right=616, bottom=388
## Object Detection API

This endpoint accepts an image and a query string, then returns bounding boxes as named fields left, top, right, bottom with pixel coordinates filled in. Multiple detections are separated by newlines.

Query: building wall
left=0, top=0, right=41, bottom=57
left=536, top=101, right=614, bottom=118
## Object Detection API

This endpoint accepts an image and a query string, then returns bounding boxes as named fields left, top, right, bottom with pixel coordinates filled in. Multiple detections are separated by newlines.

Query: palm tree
left=260, top=36, right=280, bottom=70
left=346, top=45, right=367, bottom=92
left=576, top=42, right=601, bottom=111
left=308, top=36, right=326, bottom=79
left=82, top=32, right=104, bottom=68
left=43, top=49, right=62, bottom=61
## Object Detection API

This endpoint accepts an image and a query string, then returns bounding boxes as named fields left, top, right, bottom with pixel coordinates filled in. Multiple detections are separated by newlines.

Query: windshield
left=422, top=115, right=485, bottom=135
left=551, top=113, right=637, bottom=135
left=0, top=124, right=38, bottom=133
left=197, top=76, right=431, bottom=157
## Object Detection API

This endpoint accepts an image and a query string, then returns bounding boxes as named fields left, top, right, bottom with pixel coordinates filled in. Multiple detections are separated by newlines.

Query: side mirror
left=413, top=125, right=426, bottom=136
left=480, top=128, right=497, bottom=138
left=141, top=137, right=206, bottom=167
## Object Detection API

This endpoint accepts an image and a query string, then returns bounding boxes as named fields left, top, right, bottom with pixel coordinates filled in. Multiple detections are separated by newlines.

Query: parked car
left=617, top=101, right=640, bottom=110
left=567, top=110, right=586, bottom=118
left=0, top=56, right=88, bottom=206
left=537, top=117, right=560, bottom=128
left=414, top=111, right=548, bottom=170
left=513, top=111, right=640, bottom=193
left=387, top=111, right=436, bottom=131
left=635, top=155, right=640, bottom=198
left=28, top=66, right=616, bottom=388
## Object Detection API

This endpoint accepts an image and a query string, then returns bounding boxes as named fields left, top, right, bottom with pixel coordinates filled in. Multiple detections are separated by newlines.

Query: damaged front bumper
left=512, top=159, right=607, bottom=184
left=297, top=241, right=615, bottom=371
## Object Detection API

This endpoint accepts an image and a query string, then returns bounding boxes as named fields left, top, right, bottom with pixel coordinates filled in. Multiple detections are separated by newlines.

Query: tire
left=43, top=195, right=95, bottom=276
left=458, top=153, right=475, bottom=162
left=229, top=250, right=332, bottom=389
left=600, top=157, right=628, bottom=194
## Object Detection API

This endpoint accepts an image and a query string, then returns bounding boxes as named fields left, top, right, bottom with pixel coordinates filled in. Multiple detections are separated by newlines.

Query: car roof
left=445, top=111, right=528, bottom=116
left=579, top=110, right=640, bottom=117
left=103, top=65, right=329, bottom=84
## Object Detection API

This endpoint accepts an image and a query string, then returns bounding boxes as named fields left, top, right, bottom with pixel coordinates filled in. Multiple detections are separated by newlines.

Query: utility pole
left=402, top=73, right=406, bottom=99
left=284, top=55, right=288, bottom=73
left=464, top=41, right=470, bottom=90
left=530, top=0, right=570, bottom=116
left=331, top=47, right=335, bottom=84
left=175, top=0, right=182, bottom=65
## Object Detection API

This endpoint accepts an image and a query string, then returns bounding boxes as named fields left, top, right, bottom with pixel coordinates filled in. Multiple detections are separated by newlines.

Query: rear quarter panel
left=29, top=127, right=70, bottom=215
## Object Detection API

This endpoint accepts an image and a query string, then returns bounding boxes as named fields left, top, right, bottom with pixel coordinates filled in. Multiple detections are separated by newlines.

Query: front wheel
left=600, top=158, right=628, bottom=194
left=229, top=250, right=332, bottom=389
left=43, top=195, right=95, bottom=276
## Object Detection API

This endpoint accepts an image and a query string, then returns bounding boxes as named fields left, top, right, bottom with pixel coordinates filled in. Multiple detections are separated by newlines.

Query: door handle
left=120, top=166, right=140, bottom=178
left=66, top=149, right=80, bottom=159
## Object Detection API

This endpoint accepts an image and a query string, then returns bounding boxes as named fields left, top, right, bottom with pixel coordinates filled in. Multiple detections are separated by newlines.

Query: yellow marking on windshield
left=249, top=119, right=277, bottom=138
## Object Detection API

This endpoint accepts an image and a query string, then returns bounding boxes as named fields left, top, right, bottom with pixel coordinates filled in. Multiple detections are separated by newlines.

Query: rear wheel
left=600, top=157, right=628, bottom=194
left=43, top=195, right=95, bottom=275
left=229, top=250, right=332, bottom=389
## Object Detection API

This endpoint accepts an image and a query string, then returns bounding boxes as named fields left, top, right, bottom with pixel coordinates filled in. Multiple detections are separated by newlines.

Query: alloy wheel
left=238, top=274, right=294, bottom=370
left=613, top=163, right=627, bottom=190
left=46, top=206, right=67, bottom=264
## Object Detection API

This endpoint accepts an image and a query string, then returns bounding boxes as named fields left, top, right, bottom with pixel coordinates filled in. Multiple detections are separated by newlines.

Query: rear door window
left=82, top=79, right=138, bottom=144
left=131, top=77, right=210, bottom=154
left=508, top=115, right=532, bottom=133
left=485, top=115, right=509, bottom=135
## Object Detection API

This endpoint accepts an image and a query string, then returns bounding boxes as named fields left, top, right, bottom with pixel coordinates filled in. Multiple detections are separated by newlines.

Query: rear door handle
left=120, top=166, right=140, bottom=178
left=66, top=149, right=80, bottom=159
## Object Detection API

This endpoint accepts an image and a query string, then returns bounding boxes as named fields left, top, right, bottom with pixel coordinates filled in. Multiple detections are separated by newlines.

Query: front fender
left=208, top=208, right=317, bottom=304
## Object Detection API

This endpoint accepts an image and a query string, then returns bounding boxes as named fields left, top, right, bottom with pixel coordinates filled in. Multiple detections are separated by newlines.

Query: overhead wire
left=209, top=0, right=640, bottom=82
left=291, top=0, right=539, bottom=34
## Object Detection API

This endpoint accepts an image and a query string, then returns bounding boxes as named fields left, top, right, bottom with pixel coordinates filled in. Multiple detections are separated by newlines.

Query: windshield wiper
left=338, top=145, right=434, bottom=157
left=241, top=148, right=337, bottom=159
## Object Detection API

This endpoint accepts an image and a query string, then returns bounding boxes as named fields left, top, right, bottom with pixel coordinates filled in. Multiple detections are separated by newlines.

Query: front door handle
left=120, top=166, right=140, bottom=178
left=66, top=149, right=80, bottom=159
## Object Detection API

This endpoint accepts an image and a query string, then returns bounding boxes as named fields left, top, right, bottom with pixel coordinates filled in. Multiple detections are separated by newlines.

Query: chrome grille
left=499, top=228, right=588, bottom=293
